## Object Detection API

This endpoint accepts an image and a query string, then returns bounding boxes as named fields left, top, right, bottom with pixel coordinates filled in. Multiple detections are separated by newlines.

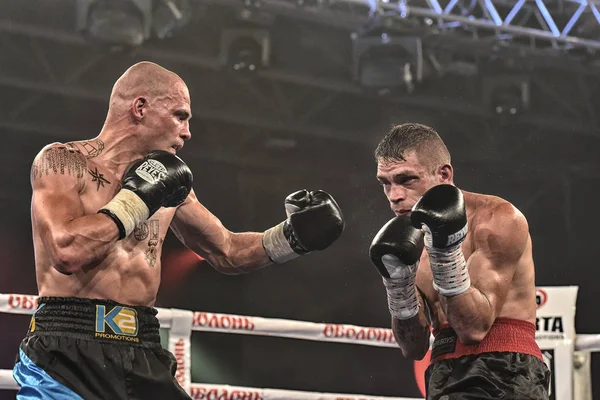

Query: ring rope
left=1, top=292, right=599, bottom=400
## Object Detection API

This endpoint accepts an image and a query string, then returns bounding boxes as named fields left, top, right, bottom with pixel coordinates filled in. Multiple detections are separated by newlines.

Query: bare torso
left=33, top=141, right=176, bottom=306
left=416, top=191, right=537, bottom=330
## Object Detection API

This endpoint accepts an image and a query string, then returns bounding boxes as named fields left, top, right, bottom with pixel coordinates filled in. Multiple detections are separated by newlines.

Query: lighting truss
left=222, top=0, right=600, bottom=55
left=382, top=0, right=600, bottom=51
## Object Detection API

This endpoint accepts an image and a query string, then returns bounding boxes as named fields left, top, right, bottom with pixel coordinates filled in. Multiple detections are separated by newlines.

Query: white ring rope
left=1, top=294, right=598, bottom=351
left=0, top=292, right=598, bottom=400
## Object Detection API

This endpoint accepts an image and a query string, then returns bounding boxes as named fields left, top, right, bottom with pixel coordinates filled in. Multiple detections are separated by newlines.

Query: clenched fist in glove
left=411, top=184, right=471, bottom=297
left=262, top=190, right=344, bottom=263
left=370, top=216, right=424, bottom=320
left=99, top=150, right=193, bottom=240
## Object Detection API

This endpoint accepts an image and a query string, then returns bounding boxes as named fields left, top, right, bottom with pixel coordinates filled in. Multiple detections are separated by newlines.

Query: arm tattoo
left=393, top=318, right=428, bottom=344
left=32, top=147, right=87, bottom=180
left=392, top=291, right=430, bottom=349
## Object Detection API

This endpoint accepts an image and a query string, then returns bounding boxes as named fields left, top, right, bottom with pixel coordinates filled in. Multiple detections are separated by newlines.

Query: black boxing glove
left=410, top=184, right=467, bottom=249
left=99, top=150, right=193, bottom=239
left=262, top=190, right=344, bottom=263
left=410, top=184, right=470, bottom=297
left=370, top=216, right=424, bottom=320
left=370, top=216, right=424, bottom=279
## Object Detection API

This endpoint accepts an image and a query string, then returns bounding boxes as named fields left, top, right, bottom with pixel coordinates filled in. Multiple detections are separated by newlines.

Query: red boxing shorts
left=425, top=318, right=550, bottom=399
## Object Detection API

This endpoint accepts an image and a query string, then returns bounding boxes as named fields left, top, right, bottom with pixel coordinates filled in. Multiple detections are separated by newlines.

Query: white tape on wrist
left=426, top=242, right=471, bottom=297
left=262, top=221, right=299, bottom=264
left=381, top=254, right=419, bottom=320
left=101, top=189, right=150, bottom=237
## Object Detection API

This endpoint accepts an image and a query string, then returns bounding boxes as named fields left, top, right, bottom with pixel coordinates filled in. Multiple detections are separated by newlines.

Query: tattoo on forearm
left=32, top=147, right=87, bottom=180
left=89, top=167, right=111, bottom=190
left=144, top=220, right=160, bottom=267
left=393, top=318, right=428, bottom=344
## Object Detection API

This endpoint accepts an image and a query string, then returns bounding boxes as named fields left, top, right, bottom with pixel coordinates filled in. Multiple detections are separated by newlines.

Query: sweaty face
left=144, top=81, right=192, bottom=154
left=376, top=151, right=440, bottom=216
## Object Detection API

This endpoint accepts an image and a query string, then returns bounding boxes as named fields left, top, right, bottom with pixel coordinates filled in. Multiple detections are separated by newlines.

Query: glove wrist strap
left=383, top=276, right=420, bottom=320
left=98, top=189, right=150, bottom=240
left=263, top=221, right=300, bottom=264
left=426, top=241, right=471, bottom=297
left=381, top=255, right=420, bottom=320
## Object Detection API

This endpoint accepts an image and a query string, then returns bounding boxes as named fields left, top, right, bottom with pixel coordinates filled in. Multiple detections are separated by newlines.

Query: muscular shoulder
left=31, top=142, right=88, bottom=186
left=469, top=194, right=529, bottom=261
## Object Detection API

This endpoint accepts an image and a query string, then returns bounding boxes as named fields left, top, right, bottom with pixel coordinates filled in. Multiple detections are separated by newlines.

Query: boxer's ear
left=438, top=164, right=453, bottom=183
left=131, top=97, right=147, bottom=121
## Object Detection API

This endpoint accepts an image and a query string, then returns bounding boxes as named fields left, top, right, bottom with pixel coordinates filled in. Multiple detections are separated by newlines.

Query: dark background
left=0, top=0, right=599, bottom=398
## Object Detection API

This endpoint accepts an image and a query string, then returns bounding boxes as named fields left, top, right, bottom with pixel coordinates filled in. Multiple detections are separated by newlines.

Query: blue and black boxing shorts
left=13, top=297, right=191, bottom=400
left=425, top=318, right=551, bottom=400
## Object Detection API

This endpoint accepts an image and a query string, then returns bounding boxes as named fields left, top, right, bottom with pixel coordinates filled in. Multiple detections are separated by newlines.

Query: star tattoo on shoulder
left=89, top=167, right=111, bottom=190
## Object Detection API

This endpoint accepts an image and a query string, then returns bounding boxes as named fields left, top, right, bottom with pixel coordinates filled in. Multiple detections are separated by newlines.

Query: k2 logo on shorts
left=95, top=305, right=139, bottom=336
left=135, top=160, right=167, bottom=184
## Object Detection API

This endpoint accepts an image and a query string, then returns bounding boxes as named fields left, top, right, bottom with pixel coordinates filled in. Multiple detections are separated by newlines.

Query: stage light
left=77, top=0, right=192, bottom=47
left=76, top=0, right=152, bottom=47
left=152, top=0, right=192, bottom=39
left=353, top=34, right=423, bottom=94
left=220, top=28, right=271, bottom=73
left=483, top=75, right=530, bottom=116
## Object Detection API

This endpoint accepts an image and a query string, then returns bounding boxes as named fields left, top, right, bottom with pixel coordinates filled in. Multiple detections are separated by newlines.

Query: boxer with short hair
left=369, top=123, right=549, bottom=399
left=14, top=61, right=344, bottom=400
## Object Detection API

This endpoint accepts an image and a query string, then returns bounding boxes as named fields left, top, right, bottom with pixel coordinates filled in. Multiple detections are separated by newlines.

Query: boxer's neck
left=89, top=126, right=149, bottom=179
left=461, top=190, right=478, bottom=222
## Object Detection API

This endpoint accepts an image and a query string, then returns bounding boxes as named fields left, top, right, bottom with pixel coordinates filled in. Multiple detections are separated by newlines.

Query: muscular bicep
left=170, top=189, right=230, bottom=260
left=468, top=204, right=529, bottom=317
left=31, top=146, right=87, bottom=257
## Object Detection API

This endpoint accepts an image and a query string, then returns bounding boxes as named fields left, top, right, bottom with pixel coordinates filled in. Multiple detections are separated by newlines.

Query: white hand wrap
left=100, top=189, right=150, bottom=238
left=424, top=228, right=471, bottom=297
left=381, top=254, right=420, bottom=320
left=262, top=221, right=299, bottom=264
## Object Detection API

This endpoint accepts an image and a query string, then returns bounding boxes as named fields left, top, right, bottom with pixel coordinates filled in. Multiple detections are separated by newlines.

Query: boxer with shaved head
left=14, top=61, right=345, bottom=400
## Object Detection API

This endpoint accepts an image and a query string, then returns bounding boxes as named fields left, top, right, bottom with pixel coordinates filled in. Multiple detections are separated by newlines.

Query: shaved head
left=107, top=61, right=186, bottom=121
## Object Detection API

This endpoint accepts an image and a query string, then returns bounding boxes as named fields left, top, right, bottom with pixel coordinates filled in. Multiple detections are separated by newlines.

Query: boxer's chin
left=394, top=210, right=411, bottom=217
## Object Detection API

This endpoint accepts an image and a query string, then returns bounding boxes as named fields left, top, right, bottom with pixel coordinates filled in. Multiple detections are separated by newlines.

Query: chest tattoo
left=133, top=222, right=150, bottom=240
left=89, top=167, right=111, bottom=190
left=142, top=220, right=161, bottom=267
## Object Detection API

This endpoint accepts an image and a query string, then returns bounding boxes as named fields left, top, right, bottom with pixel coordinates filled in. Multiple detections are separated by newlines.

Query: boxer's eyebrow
left=174, top=109, right=191, bottom=120
left=377, top=172, right=418, bottom=183
left=393, top=172, right=418, bottom=182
